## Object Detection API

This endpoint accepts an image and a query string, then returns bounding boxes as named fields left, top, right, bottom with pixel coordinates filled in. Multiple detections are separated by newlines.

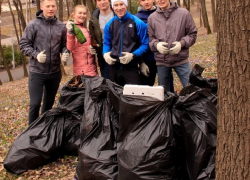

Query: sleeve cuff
left=180, top=40, right=186, bottom=48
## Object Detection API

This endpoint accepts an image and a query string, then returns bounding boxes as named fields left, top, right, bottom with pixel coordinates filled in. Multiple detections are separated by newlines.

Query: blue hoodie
left=135, top=6, right=156, bottom=61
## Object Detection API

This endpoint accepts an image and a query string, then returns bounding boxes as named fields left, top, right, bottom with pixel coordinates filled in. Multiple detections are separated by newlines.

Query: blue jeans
left=100, top=62, right=110, bottom=79
left=157, top=62, right=191, bottom=92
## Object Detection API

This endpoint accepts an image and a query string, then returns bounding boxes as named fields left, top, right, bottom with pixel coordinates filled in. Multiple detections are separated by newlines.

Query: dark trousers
left=100, top=61, right=110, bottom=79
left=140, top=60, right=157, bottom=86
left=109, top=65, right=140, bottom=86
left=28, top=71, right=62, bottom=125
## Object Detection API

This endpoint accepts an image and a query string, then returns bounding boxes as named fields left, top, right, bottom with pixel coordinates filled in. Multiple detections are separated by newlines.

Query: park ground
left=0, top=1, right=217, bottom=179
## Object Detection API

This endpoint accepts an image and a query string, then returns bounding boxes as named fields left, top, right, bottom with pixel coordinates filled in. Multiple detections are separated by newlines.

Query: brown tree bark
left=59, top=0, right=63, bottom=21
left=177, top=0, right=181, bottom=6
left=216, top=0, right=250, bottom=179
left=36, top=0, right=40, bottom=11
left=66, top=0, right=70, bottom=19
left=200, top=0, right=212, bottom=34
left=0, top=79, right=2, bottom=85
left=211, top=0, right=217, bottom=32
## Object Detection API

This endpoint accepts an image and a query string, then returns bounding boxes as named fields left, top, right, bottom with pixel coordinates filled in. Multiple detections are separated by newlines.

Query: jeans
left=157, top=62, right=191, bottom=92
left=100, top=62, right=110, bottom=79
left=28, top=71, right=61, bottom=125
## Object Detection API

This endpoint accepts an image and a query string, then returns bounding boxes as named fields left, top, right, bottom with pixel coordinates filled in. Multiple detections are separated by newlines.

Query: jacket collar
left=114, top=11, right=130, bottom=22
left=36, top=10, right=57, bottom=22
left=137, top=5, right=157, bottom=13
left=156, top=2, right=178, bottom=19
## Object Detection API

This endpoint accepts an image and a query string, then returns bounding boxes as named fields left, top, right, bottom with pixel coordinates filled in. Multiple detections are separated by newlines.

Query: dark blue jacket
left=103, top=11, right=148, bottom=69
left=135, top=6, right=156, bottom=61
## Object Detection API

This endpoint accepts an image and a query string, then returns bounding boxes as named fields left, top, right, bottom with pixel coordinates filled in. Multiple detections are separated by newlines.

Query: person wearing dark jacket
left=103, top=0, right=149, bottom=86
left=148, top=0, right=197, bottom=92
left=20, top=0, right=68, bottom=125
left=135, top=0, right=174, bottom=91
left=89, top=0, right=114, bottom=79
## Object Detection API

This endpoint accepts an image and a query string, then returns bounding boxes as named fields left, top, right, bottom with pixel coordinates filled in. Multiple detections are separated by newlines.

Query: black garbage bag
left=75, top=76, right=123, bottom=180
left=4, top=107, right=81, bottom=175
left=173, top=89, right=217, bottom=180
left=117, top=93, right=179, bottom=180
left=58, top=75, right=85, bottom=115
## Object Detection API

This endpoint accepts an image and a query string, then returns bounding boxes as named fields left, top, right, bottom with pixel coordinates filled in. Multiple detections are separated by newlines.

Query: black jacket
left=20, top=10, right=67, bottom=74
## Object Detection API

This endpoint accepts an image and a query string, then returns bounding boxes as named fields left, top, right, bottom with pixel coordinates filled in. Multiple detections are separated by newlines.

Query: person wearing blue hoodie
left=135, top=0, right=174, bottom=91
left=103, top=0, right=149, bottom=86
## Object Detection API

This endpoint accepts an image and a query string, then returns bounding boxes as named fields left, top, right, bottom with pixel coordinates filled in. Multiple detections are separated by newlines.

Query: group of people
left=20, top=0, right=197, bottom=125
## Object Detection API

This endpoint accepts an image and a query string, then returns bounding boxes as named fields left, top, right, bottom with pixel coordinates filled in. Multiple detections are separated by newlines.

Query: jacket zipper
left=120, top=20, right=123, bottom=69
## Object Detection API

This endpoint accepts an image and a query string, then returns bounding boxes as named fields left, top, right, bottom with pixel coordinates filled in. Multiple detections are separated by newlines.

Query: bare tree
left=66, top=0, right=70, bottom=18
left=177, top=0, right=181, bottom=6
left=0, top=0, right=13, bottom=81
left=59, top=0, right=63, bottom=21
left=200, top=0, right=211, bottom=34
left=37, top=0, right=40, bottom=11
left=216, top=0, right=250, bottom=179
left=211, top=0, right=217, bottom=32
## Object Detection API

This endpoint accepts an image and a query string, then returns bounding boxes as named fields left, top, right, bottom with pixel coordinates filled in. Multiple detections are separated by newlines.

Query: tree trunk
left=59, top=0, right=63, bottom=21
left=66, top=0, right=70, bottom=19
left=0, top=79, right=2, bottom=85
left=85, top=0, right=95, bottom=14
left=191, top=0, right=194, bottom=5
left=37, top=0, right=40, bottom=11
left=8, top=0, right=28, bottom=77
left=177, top=0, right=181, bottom=7
left=0, top=45, right=14, bottom=81
left=200, top=0, right=212, bottom=34
left=211, top=0, right=217, bottom=32
left=216, top=0, right=250, bottom=179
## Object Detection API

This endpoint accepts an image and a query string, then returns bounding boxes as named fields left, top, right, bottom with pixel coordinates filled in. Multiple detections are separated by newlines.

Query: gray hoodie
left=148, top=2, right=197, bottom=67
left=20, top=10, right=67, bottom=74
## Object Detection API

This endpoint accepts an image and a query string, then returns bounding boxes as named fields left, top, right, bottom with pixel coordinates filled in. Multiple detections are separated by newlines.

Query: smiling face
left=113, top=1, right=127, bottom=19
left=139, top=0, right=155, bottom=10
left=40, top=0, right=57, bottom=18
left=72, top=7, right=87, bottom=24
left=156, top=0, right=170, bottom=10
left=96, top=0, right=111, bottom=11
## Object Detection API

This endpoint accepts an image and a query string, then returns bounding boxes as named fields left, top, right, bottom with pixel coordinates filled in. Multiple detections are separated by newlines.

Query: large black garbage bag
left=117, top=93, right=179, bottom=180
left=58, top=75, right=85, bottom=115
left=173, top=89, right=217, bottom=180
left=75, top=76, right=123, bottom=180
left=4, top=107, right=81, bottom=175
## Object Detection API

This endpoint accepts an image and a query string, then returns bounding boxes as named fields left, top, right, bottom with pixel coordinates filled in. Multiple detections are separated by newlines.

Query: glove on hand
left=104, top=52, right=116, bottom=65
left=37, top=50, right=46, bottom=63
left=169, top=41, right=181, bottom=55
left=89, top=45, right=96, bottom=55
left=61, top=52, right=69, bottom=62
left=119, top=52, right=134, bottom=64
left=140, top=62, right=150, bottom=77
left=156, top=42, right=169, bottom=54
left=66, top=21, right=74, bottom=32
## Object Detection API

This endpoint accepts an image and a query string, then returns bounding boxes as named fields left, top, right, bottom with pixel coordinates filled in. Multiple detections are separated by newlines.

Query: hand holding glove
left=61, top=51, right=69, bottom=62
left=169, top=41, right=181, bottom=55
left=37, top=50, right=46, bottom=63
left=140, top=62, right=150, bottom=77
left=156, top=42, right=169, bottom=54
left=104, top=52, right=116, bottom=65
left=119, top=52, right=134, bottom=64
left=89, top=45, right=96, bottom=55
left=66, top=21, right=74, bottom=32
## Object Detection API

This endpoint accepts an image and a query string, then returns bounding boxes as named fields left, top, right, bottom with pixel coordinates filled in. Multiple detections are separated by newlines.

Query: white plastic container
left=123, top=85, right=164, bottom=101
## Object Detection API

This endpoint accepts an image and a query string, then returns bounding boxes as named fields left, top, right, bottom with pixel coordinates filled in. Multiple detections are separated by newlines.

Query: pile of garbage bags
left=4, top=64, right=217, bottom=179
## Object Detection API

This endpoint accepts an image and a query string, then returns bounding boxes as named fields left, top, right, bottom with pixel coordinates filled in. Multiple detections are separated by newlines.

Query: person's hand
left=37, top=50, right=46, bottom=63
left=119, top=52, right=134, bottom=64
left=61, top=52, right=69, bottom=62
left=104, top=52, right=116, bottom=65
left=169, top=41, right=181, bottom=55
left=140, top=62, right=150, bottom=77
left=66, top=21, right=74, bottom=32
left=89, top=45, right=96, bottom=55
left=156, top=42, right=169, bottom=54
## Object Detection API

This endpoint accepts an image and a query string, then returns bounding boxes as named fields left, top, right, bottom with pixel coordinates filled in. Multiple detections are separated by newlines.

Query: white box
left=123, top=85, right=164, bottom=101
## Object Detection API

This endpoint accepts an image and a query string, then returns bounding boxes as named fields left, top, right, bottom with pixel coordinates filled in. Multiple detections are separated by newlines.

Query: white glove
left=61, top=52, right=69, bottom=62
left=140, top=62, right=150, bottom=77
left=169, top=41, right=181, bottom=55
left=104, top=52, right=116, bottom=65
left=37, top=50, right=46, bottom=63
left=156, top=42, right=169, bottom=54
left=66, top=21, right=74, bottom=31
left=119, top=52, right=134, bottom=64
left=89, top=45, right=96, bottom=55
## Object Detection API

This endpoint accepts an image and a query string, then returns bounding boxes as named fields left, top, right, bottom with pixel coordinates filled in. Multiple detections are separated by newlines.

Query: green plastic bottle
left=70, top=20, right=87, bottom=44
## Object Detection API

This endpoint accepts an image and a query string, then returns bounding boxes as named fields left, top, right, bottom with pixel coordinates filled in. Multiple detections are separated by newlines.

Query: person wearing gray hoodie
left=148, top=0, right=197, bottom=92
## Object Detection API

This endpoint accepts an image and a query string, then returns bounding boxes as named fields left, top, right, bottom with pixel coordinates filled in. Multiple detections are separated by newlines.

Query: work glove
left=89, top=45, right=96, bottom=55
left=37, top=50, right=46, bottom=63
left=169, top=41, right=181, bottom=55
left=66, top=21, right=74, bottom=32
left=104, top=52, right=116, bottom=65
left=61, top=51, right=69, bottom=62
left=140, top=62, right=150, bottom=77
left=156, top=42, right=169, bottom=54
left=119, top=52, right=134, bottom=64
